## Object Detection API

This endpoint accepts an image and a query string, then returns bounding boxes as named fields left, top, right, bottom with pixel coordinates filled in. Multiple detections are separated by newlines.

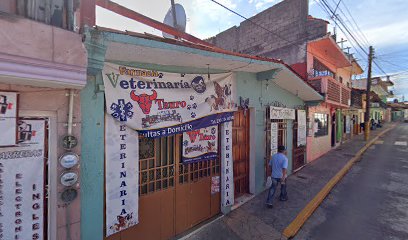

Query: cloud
left=249, top=0, right=282, bottom=11
left=363, top=20, right=408, bottom=47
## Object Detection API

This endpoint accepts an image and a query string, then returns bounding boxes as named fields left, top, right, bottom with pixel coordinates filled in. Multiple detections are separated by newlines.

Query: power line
left=209, top=0, right=356, bottom=69
left=319, top=0, right=388, bottom=76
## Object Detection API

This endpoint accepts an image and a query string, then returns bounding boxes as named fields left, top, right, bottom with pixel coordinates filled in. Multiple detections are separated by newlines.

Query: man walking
left=266, top=145, right=288, bottom=207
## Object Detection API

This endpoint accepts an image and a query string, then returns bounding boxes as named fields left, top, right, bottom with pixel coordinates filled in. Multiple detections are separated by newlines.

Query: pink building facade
left=0, top=3, right=87, bottom=240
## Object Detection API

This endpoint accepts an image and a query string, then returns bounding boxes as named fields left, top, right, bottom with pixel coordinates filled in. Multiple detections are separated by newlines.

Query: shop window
left=314, top=113, right=329, bottom=137
left=312, top=58, right=335, bottom=78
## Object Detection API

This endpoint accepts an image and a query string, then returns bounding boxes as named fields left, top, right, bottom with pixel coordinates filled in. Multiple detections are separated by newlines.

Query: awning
left=95, top=28, right=323, bottom=102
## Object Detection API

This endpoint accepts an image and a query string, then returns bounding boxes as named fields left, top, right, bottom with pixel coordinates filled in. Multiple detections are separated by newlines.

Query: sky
left=96, top=0, right=408, bottom=100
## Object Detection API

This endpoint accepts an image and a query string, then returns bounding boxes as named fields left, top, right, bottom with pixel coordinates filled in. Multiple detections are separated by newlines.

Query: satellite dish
left=162, top=3, right=186, bottom=39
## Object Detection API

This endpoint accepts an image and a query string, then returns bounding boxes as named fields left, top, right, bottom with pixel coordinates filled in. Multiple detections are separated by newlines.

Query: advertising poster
left=211, top=176, right=220, bottom=195
left=221, top=122, right=234, bottom=207
left=346, top=115, right=351, bottom=134
left=271, top=122, right=278, bottom=156
left=103, top=63, right=236, bottom=138
left=105, top=115, right=139, bottom=237
left=182, top=126, right=218, bottom=163
left=0, top=119, right=45, bottom=240
left=0, top=92, right=17, bottom=146
left=297, top=110, right=307, bottom=146
left=270, top=106, right=295, bottom=120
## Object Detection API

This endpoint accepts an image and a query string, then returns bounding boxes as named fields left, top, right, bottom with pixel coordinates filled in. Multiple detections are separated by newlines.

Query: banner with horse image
left=103, top=63, right=236, bottom=138
left=182, top=126, right=218, bottom=163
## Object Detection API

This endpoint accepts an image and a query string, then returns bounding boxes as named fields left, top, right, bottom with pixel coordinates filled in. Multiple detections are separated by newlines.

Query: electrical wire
left=209, top=0, right=359, bottom=71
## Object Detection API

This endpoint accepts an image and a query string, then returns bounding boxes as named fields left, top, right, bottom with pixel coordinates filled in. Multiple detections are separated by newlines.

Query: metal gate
left=107, top=134, right=220, bottom=240
left=292, top=112, right=306, bottom=171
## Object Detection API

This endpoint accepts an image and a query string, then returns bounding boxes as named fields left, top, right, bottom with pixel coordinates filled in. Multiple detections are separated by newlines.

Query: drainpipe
left=66, top=89, right=75, bottom=240
left=68, top=89, right=75, bottom=135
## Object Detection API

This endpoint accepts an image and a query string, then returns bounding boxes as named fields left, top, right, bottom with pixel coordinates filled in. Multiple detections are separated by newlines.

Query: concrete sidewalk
left=179, top=124, right=395, bottom=240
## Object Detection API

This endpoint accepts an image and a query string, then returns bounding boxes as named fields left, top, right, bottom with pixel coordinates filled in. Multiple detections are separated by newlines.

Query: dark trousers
left=266, top=178, right=287, bottom=205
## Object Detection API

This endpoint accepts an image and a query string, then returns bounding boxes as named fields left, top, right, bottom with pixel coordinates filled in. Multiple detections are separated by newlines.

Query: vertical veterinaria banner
left=0, top=119, right=45, bottom=240
left=103, top=63, right=236, bottom=138
left=221, top=121, right=234, bottom=207
left=105, top=115, right=139, bottom=236
left=182, top=126, right=218, bottom=163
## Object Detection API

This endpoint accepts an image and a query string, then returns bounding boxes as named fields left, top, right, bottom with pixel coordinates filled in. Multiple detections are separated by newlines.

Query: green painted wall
left=80, top=73, right=105, bottom=240
left=235, top=72, right=305, bottom=194
left=336, top=110, right=342, bottom=142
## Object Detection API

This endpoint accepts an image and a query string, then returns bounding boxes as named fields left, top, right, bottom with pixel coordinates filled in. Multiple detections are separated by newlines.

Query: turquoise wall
left=235, top=72, right=304, bottom=194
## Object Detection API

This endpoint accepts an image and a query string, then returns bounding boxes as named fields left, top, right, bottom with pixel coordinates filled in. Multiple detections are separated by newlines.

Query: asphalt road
left=295, top=123, right=408, bottom=240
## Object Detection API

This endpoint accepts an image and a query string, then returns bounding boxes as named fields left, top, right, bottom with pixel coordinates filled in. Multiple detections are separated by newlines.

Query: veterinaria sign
left=182, top=126, right=218, bottom=163
left=103, top=63, right=237, bottom=138
left=105, top=115, right=139, bottom=237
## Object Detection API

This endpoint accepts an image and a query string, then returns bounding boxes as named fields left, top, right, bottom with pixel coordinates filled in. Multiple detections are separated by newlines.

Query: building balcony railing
left=308, top=75, right=351, bottom=108
left=1, top=0, right=77, bottom=31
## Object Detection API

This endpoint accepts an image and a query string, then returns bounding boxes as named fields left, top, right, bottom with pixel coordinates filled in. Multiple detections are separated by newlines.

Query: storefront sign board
left=182, top=126, right=218, bottom=163
left=0, top=119, right=45, bottom=240
left=270, top=106, right=295, bottom=120
left=103, top=63, right=236, bottom=138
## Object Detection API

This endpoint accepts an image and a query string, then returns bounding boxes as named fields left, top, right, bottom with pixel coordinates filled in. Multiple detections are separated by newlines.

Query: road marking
left=402, top=166, right=408, bottom=169
left=374, top=140, right=384, bottom=145
left=394, top=141, right=408, bottom=146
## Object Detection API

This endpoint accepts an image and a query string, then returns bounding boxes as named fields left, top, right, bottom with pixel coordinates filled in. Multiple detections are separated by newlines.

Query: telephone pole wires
left=364, top=46, right=374, bottom=141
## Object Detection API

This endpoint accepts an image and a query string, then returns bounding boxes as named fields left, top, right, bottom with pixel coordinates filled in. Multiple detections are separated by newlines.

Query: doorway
left=107, top=134, right=221, bottom=240
left=331, top=112, right=336, bottom=147
left=232, top=109, right=250, bottom=198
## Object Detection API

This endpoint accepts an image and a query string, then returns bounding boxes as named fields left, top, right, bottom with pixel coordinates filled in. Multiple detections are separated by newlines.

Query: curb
left=282, top=124, right=396, bottom=239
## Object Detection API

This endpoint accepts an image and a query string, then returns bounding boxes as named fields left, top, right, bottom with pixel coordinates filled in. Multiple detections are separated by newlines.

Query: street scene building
left=0, top=0, right=407, bottom=240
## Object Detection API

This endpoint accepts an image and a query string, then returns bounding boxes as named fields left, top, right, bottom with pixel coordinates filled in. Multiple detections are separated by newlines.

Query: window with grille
left=139, top=135, right=176, bottom=196
left=314, top=113, right=329, bottom=137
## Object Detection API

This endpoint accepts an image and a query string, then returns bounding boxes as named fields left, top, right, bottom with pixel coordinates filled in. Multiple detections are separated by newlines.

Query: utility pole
left=364, top=46, right=374, bottom=141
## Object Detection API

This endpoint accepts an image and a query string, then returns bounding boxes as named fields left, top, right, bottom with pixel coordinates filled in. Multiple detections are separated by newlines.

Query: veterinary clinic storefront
left=103, top=63, right=235, bottom=240
left=80, top=28, right=323, bottom=240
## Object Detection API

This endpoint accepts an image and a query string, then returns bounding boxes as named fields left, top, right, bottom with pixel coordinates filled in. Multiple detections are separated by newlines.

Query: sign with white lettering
left=0, top=119, right=45, bottom=240
left=297, top=110, right=307, bottom=147
left=0, top=92, right=17, bottom=146
left=105, top=115, right=139, bottom=237
left=103, top=63, right=236, bottom=138
left=182, top=126, right=218, bottom=163
left=221, top=122, right=234, bottom=207
left=270, top=106, right=295, bottom=120
left=271, top=122, right=278, bottom=156
left=346, top=115, right=351, bottom=134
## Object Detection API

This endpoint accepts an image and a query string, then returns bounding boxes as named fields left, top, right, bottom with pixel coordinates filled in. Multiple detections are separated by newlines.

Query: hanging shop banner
left=0, top=92, right=17, bottom=146
left=221, top=121, right=234, bottom=207
left=297, top=110, right=307, bottom=147
left=346, top=115, right=351, bottom=134
left=103, top=63, right=236, bottom=138
left=105, top=115, right=139, bottom=237
left=0, top=119, right=45, bottom=240
left=271, top=122, right=278, bottom=156
left=270, top=106, right=295, bottom=120
left=182, top=126, right=218, bottom=163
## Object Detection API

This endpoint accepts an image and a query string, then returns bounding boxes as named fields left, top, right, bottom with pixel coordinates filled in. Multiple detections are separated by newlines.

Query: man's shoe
left=266, top=203, right=273, bottom=208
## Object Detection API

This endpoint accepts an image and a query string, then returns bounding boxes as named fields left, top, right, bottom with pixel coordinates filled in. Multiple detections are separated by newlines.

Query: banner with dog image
left=105, top=114, right=139, bottom=237
left=103, top=63, right=236, bottom=138
left=182, top=126, right=218, bottom=163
